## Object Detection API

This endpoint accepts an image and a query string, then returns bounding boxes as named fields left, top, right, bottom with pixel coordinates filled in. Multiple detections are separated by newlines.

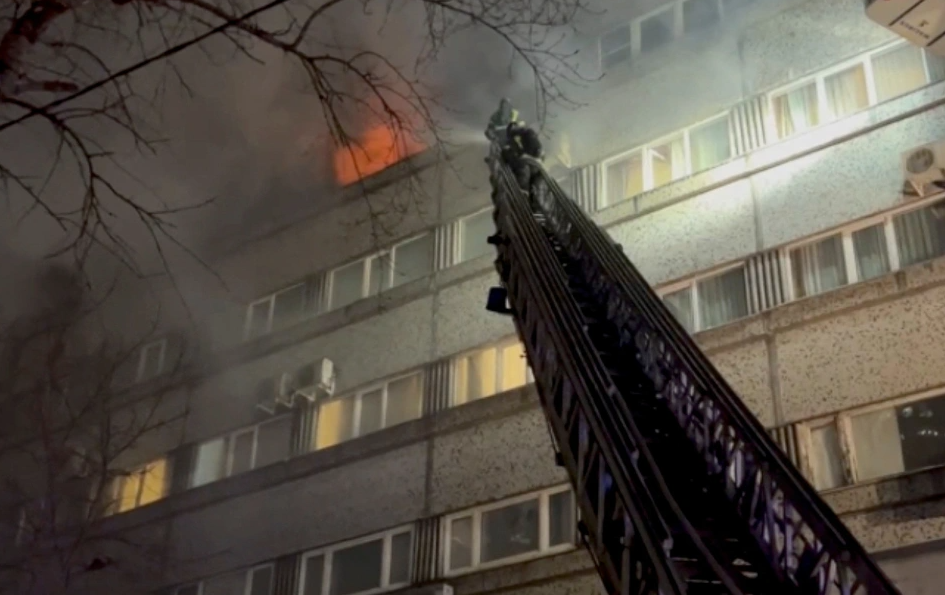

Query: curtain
left=697, top=267, right=748, bottom=330
left=850, top=409, right=904, bottom=481
left=790, top=235, right=846, bottom=298
left=894, top=201, right=945, bottom=267
left=774, top=83, right=818, bottom=138
left=852, top=224, right=890, bottom=281
left=823, top=64, right=868, bottom=119
left=650, top=136, right=685, bottom=187
left=605, top=154, right=642, bottom=205
left=873, top=44, right=928, bottom=102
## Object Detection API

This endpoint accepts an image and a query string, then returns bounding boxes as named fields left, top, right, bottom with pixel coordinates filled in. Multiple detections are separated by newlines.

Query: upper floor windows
left=108, top=457, right=168, bottom=515
left=329, top=233, right=435, bottom=311
left=299, top=526, right=413, bottom=595
left=453, top=339, right=533, bottom=406
left=603, top=114, right=732, bottom=207
left=190, top=415, right=293, bottom=488
left=136, top=339, right=167, bottom=382
left=458, top=208, right=494, bottom=263
left=444, top=485, right=575, bottom=574
left=246, top=283, right=315, bottom=340
left=771, top=42, right=945, bottom=140
left=313, top=372, right=424, bottom=450
left=661, top=264, right=749, bottom=333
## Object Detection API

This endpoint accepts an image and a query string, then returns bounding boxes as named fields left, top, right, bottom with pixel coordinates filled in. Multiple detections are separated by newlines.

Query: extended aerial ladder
left=482, top=146, right=903, bottom=595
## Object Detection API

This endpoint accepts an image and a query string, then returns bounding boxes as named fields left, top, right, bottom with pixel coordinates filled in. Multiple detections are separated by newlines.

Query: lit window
left=453, top=340, right=532, bottom=406
left=600, top=25, right=632, bottom=70
left=459, top=209, right=494, bottom=263
left=136, top=339, right=167, bottom=382
left=109, top=458, right=168, bottom=514
left=807, top=422, right=848, bottom=490
left=299, top=528, right=413, bottom=595
left=849, top=393, right=945, bottom=481
left=190, top=416, right=293, bottom=488
left=245, top=283, right=309, bottom=339
left=313, top=373, right=423, bottom=450
left=444, top=486, right=575, bottom=574
left=247, top=565, right=274, bottom=595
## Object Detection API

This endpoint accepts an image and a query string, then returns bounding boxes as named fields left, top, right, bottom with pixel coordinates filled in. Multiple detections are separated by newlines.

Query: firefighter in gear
left=485, top=98, right=518, bottom=145
left=503, top=120, right=544, bottom=212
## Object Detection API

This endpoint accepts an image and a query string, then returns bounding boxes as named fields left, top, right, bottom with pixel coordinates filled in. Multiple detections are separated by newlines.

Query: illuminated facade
left=6, top=1, right=945, bottom=595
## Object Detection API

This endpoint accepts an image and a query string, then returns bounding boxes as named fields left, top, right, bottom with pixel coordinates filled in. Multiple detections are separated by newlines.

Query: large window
left=661, top=265, right=749, bottom=333
left=770, top=42, right=945, bottom=140
left=458, top=208, right=494, bottom=263
left=600, top=24, right=632, bottom=70
left=299, top=527, right=413, bottom=595
left=453, top=340, right=533, bottom=406
left=136, top=339, right=167, bottom=382
left=329, top=233, right=435, bottom=310
left=108, top=457, right=168, bottom=515
left=190, top=416, right=293, bottom=488
left=246, top=283, right=311, bottom=339
left=786, top=198, right=945, bottom=300
left=247, top=565, right=275, bottom=595
left=603, top=114, right=731, bottom=206
left=444, top=486, right=575, bottom=574
left=314, top=372, right=424, bottom=450
left=804, top=390, right=945, bottom=489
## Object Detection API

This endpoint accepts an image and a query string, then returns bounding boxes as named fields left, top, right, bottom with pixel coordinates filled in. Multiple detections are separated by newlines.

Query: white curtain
left=894, top=201, right=945, bottom=267
left=791, top=236, right=846, bottom=298
left=872, top=44, right=928, bottom=102
left=850, top=409, right=904, bottom=481
left=697, top=268, right=748, bottom=330
left=824, top=65, right=868, bottom=119
left=851, top=225, right=890, bottom=281
left=774, top=84, right=818, bottom=138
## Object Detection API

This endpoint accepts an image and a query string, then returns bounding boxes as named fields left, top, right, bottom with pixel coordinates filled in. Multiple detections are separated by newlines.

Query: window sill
left=444, top=544, right=579, bottom=580
left=819, top=464, right=945, bottom=517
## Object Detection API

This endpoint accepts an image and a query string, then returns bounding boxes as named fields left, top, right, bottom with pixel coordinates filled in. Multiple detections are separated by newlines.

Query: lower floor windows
left=300, top=528, right=413, bottom=595
left=108, top=457, right=168, bottom=515
left=444, top=485, right=575, bottom=574
left=453, top=340, right=533, bottom=406
left=662, top=265, right=749, bottom=333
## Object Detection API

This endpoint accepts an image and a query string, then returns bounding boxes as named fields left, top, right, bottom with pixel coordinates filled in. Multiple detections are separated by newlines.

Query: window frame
left=136, top=338, right=167, bottom=382
left=387, top=231, right=435, bottom=288
left=600, top=110, right=732, bottom=208
left=441, top=484, right=575, bottom=576
left=297, top=525, right=415, bottom=595
left=245, top=282, right=308, bottom=339
left=657, top=261, right=748, bottom=333
left=451, top=337, right=536, bottom=406
left=766, top=40, right=938, bottom=141
left=109, top=457, right=168, bottom=514
left=190, top=415, right=293, bottom=488
left=457, top=207, right=494, bottom=263
left=245, top=563, right=276, bottom=595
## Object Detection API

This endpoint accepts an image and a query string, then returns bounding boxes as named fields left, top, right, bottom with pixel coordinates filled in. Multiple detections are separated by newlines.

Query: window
left=247, top=565, right=274, bottom=595
left=640, top=6, right=677, bottom=54
left=313, top=373, right=424, bottom=450
left=602, top=114, right=731, bottom=206
left=807, top=422, right=848, bottom=490
left=329, top=234, right=434, bottom=310
left=660, top=265, right=749, bottom=333
left=190, top=416, right=293, bottom=488
left=453, top=340, right=533, bottom=406
left=109, top=458, right=168, bottom=514
left=136, top=339, right=167, bottom=382
left=299, top=527, right=413, bottom=595
left=444, top=486, right=575, bottom=574
left=770, top=42, right=945, bottom=140
left=683, top=0, right=721, bottom=35
left=459, top=209, right=494, bottom=263
left=246, top=283, right=311, bottom=339
left=600, top=25, right=632, bottom=70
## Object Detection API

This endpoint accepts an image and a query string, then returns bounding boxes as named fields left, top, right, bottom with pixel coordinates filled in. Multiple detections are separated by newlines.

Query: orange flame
left=333, top=125, right=425, bottom=185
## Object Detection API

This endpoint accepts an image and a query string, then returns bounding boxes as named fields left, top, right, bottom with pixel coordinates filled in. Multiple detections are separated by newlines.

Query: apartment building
left=7, top=0, right=945, bottom=595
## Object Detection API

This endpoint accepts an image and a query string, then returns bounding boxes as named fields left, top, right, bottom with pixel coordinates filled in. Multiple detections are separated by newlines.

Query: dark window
left=684, top=0, right=721, bottom=34
left=640, top=8, right=675, bottom=53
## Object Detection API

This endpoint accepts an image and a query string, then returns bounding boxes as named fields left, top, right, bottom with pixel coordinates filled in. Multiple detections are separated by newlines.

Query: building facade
left=5, top=0, right=945, bottom=594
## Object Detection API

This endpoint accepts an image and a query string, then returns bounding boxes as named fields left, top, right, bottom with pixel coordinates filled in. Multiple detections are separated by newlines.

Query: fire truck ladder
left=482, top=150, right=901, bottom=595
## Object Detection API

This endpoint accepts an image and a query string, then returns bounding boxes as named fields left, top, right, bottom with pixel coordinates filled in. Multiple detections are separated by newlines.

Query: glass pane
left=389, top=531, right=412, bottom=585
left=315, top=398, right=355, bottom=449
left=481, top=498, right=540, bottom=563
left=640, top=8, right=675, bottom=53
left=873, top=44, right=928, bottom=102
left=137, top=459, right=167, bottom=506
left=664, top=288, right=694, bottom=333
left=385, top=374, right=423, bottom=428
left=603, top=46, right=633, bottom=70
left=192, top=437, right=226, bottom=487
left=852, top=225, right=890, bottom=282
left=330, top=539, right=383, bottom=595
left=850, top=408, right=904, bottom=481
left=683, top=0, right=720, bottom=34
left=455, top=348, right=498, bottom=405
left=697, top=267, right=748, bottom=330
left=272, top=284, right=307, bottom=328
left=392, top=233, right=435, bottom=287
left=790, top=234, right=848, bottom=299
left=897, top=394, right=945, bottom=472
left=255, top=416, right=292, bottom=468
left=824, top=64, right=868, bottom=119
left=449, top=516, right=473, bottom=570
left=229, top=431, right=255, bottom=476
left=461, top=210, right=494, bottom=262
left=650, top=136, right=686, bottom=187
left=249, top=566, right=274, bottom=595
left=500, top=342, right=528, bottom=392
left=772, top=83, right=818, bottom=138
left=600, top=25, right=631, bottom=54
left=926, top=49, right=945, bottom=83
left=810, top=425, right=846, bottom=490
left=605, top=152, right=644, bottom=205
left=302, top=555, right=325, bottom=595
left=247, top=300, right=272, bottom=338
left=894, top=200, right=945, bottom=267
left=548, top=490, right=575, bottom=547
left=689, top=117, right=731, bottom=173
left=330, top=261, right=365, bottom=310
left=115, top=473, right=140, bottom=512
left=367, top=255, right=391, bottom=296
left=359, top=389, right=384, bottom=436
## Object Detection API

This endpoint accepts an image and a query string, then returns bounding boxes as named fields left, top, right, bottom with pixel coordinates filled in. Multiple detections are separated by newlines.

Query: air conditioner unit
left=866, top=0, right=945, bottom=56
left=901, top=141, right=945, bottom=199
left=254, top=377, right=280, bottom=414
left=277, top=358, right=336, bottom=407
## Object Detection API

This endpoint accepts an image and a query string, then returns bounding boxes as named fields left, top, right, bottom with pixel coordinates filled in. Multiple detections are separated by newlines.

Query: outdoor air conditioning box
left=867, top=0, right=945, bottom=56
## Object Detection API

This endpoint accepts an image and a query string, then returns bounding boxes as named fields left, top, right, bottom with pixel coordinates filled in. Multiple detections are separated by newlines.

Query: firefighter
left=503, top=119, right=544, bottom=194
left=485, top=98, right=518, bottom=145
